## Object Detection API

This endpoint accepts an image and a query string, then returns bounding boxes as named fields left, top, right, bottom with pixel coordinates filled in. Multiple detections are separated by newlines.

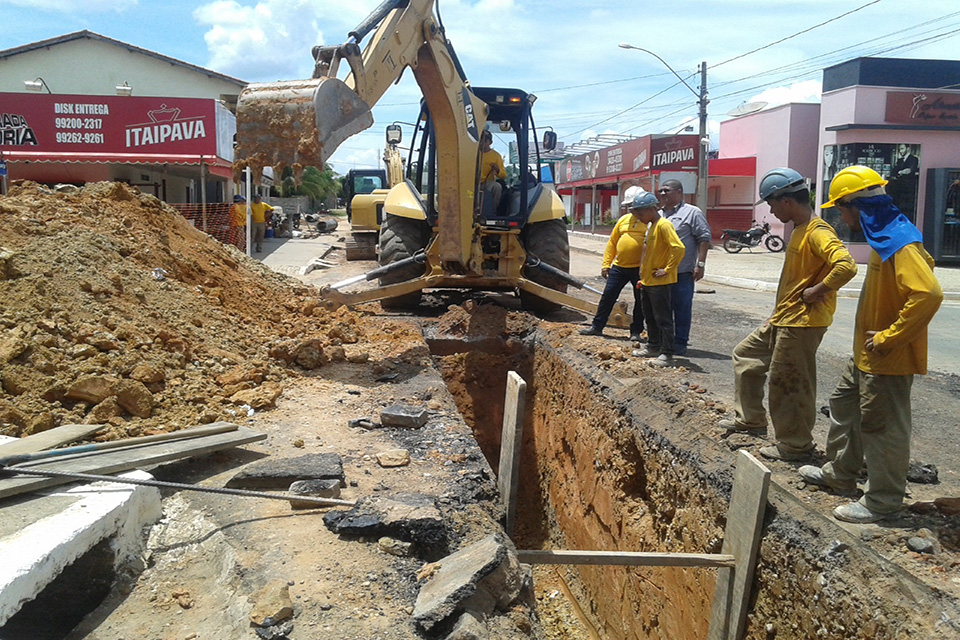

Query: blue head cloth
left=853, top=194, right=922, bottom=262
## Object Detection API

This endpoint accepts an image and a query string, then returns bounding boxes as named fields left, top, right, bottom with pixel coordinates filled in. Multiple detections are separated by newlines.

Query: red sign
left=554, top=134, right=698, bottom=186
left=885, top=91, right=960, bottom=127
left=650, top=135, right=699, bottom=171
left=0, top=93, right=218, bottom=159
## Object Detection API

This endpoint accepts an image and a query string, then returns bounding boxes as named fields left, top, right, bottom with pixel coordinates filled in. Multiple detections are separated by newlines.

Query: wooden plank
left=0, top=423, right=238, bottom=466
left=0, top=426, right=266, bottom=500
left=708, top=450, right=771, bottom=640
left=497, top=371, right=526, bottom=536
left=0, top=424, right=105, bottom=457
left=517, top=549, right=736, bottom=569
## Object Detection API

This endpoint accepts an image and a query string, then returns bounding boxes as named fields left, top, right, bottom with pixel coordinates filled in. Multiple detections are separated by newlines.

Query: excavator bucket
left=234, top=77, right=374, bottom=183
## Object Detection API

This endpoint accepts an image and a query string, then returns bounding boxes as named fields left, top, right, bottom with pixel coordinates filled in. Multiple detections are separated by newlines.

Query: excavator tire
left=520, top=218, right=570, bottom=313
left=378, top=214, right=431, bottom=309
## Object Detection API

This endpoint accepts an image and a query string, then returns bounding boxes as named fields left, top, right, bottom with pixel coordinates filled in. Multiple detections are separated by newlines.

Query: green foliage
left=275, top=165, right=338, bottom=201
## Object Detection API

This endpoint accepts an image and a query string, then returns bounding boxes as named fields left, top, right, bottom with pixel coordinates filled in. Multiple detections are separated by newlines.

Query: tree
left=275, top=164, right=338, bottom=203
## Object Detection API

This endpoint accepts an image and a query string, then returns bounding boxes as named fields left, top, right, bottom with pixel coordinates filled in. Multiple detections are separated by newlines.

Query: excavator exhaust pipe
left=234, top=77, right=374, bottom=183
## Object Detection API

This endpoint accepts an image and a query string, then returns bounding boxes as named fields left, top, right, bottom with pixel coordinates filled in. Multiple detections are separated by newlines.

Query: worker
left=657, top=179, right=712, bottom=356
left=630, top=191, right=685, bottom=367
left=720, top=168, right=856, bottom=463
left=798, top=166, right=942, bottom=524
left=579, top=185, right=647, bottom=341
left=228, top=194, right=246, bottom=249
left=480, top=129, right=506, bottom=212
left=250, top=194, right=274, bottom=253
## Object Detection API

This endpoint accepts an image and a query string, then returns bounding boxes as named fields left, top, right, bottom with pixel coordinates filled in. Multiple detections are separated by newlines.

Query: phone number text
left=55, top=132, right=105, bottom=144
left=55, top=118, right=104, bottom=130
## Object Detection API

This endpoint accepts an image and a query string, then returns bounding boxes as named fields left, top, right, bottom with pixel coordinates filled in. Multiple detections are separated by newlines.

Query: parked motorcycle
left=721, top=221, right=785, bottom=253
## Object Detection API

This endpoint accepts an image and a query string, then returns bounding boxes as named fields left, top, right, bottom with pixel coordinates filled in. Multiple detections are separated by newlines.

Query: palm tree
left=276, top=165, right=338, bottom=205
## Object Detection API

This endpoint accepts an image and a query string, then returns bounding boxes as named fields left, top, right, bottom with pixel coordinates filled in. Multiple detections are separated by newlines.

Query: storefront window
left=822, top=142, right=921, bottom=241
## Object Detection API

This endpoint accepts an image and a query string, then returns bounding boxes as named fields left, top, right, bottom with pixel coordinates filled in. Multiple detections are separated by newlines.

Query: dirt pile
left=0, top=181, right=377, bottom=440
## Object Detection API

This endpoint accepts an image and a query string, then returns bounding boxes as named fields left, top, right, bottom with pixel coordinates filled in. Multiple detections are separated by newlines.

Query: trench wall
left=435, top=330, right=959, bottom=639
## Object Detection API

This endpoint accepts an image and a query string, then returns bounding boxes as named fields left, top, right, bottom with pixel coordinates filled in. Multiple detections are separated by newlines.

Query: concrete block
left=380, top=404, right=429, bottom=429
left=0, top=470, right=162, bottom=626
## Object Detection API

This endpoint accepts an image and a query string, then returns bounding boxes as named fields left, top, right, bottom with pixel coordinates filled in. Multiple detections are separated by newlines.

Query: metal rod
left=0, top=466, right=356, bottom=508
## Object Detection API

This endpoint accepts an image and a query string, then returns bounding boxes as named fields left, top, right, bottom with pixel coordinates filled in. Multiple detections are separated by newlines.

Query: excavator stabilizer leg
left=235, top=77, right=374, bottom=182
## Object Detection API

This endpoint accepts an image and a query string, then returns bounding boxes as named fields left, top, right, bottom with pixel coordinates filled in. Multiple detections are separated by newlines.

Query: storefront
left=0, top=92, right=235, bottom=202
left=817, top=57, right=960, bottom=263
left=554, top=133, right=700, bottom=230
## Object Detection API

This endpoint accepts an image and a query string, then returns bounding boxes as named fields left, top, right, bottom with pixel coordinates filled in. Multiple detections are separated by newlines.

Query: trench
left=0, top=537, right=116, bottom=640
left=427, top=327, right=726, bottom=639
left=426, top=316, right=960, bottom=640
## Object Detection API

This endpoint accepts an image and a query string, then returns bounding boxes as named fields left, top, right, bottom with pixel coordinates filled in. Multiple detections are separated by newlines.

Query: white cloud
left=748, top=80, right=823, bottom=109
left=193, top=0, right=324, bottom=81
left=5, top=0, right=136, bottom=11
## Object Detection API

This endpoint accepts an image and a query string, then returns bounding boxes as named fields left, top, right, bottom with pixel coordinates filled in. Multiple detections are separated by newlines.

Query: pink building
left=817, top=57, right=960, bottom=263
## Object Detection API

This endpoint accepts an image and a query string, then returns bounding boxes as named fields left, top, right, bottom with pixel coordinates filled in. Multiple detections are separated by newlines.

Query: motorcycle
left=721, top=221, right=785, bottom=253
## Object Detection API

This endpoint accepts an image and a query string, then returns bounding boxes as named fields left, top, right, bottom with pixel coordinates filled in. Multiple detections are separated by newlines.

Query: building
left=0, top=31, right=245, bottom=204
left=817, top=57, right=960, bottom=263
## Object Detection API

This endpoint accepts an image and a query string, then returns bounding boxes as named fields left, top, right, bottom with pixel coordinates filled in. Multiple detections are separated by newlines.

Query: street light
left=23, top=77, right=52, bottom=93
left=619, top=43, right=709, bottom=215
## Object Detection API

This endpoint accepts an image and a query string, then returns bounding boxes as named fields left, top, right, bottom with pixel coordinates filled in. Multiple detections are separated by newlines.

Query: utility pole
left=618, top=44, right=710, bottom=214
left=697, top=61, right=709, bottom=216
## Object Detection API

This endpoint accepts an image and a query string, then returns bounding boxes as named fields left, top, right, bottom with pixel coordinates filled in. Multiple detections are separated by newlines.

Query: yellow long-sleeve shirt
left=770, top=217, right=857, bottom=327
left=601, top=213, right=648, bottom=269
left=855, top=242, right=942, bottom=376
left=639, top=216, right=685, bottom=286
left=481, top=149, right=506, bottom=183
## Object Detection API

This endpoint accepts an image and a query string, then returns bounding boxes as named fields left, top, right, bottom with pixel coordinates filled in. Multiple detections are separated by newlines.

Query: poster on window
left=822, top=142, right=921, bottom=240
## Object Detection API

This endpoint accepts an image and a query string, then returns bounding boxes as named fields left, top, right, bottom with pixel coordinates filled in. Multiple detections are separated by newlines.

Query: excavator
left=343, top=124, right=405, bottom=261
left=234, top=0, right=629, bottom=324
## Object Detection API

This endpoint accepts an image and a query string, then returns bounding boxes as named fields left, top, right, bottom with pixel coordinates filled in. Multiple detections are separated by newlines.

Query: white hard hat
left=621, top=185, right=646, bottom=206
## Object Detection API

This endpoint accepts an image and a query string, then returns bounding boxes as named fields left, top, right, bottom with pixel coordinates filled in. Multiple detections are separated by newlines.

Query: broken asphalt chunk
left=226, top=453, right=345, bottom=490
left=322, top=493, right=444, bottom=546
left=412, top=533, right=530, bottom=633
left=380, top=404, right=429, bottom=429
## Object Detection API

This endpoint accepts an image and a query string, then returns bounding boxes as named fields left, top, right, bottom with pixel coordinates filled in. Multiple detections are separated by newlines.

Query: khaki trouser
left=821, top=359, right=914, bottom=514
left=731, top=323, right=827, bottom=454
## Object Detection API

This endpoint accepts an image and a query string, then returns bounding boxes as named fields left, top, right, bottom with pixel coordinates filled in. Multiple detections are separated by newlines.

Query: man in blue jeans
left=657, top=180, right=711, bottom=356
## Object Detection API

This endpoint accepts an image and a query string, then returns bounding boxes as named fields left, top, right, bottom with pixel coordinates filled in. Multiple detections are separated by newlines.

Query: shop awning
left=5, top=151, right=234, bottom=178
left=709, top=156, right=756, bottom=177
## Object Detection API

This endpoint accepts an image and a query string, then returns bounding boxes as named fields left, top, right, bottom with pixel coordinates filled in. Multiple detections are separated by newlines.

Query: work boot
left=718, top=418, right=765, bottom=432
left=759, top=445, right=813, bottom=462
left=798, top=465, right=858, bottom=497
left=579, top=326, right=603, bottom=336
left=632, top=347, right=659, bottom=358
left=833, top=502, right=893, bottom=524
left=647, top=353, right=674, bottom=367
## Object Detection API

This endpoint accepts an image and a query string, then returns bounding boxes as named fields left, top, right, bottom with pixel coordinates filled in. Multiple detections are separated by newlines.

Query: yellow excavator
left=234, top=0, right=628, bottom=324
left=343, top=125, right=406, bottom=261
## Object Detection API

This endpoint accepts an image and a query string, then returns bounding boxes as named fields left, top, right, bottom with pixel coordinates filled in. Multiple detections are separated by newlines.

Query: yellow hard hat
left=821, top=165, right=887, bottom=208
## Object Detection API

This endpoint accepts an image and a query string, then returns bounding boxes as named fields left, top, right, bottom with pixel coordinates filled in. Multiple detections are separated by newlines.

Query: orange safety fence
left=169, top=202, right=246, bottom=252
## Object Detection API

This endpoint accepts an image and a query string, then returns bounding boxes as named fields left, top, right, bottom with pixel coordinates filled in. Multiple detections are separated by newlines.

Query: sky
left=3, top=0, right=960, bottom=176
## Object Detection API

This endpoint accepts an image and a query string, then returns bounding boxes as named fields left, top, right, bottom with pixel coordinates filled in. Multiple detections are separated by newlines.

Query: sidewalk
left=569, top=230, right=960, bottom=300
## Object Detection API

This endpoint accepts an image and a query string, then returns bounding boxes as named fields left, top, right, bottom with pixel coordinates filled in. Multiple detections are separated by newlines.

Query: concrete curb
left=569, top=232, right=960, bottom=301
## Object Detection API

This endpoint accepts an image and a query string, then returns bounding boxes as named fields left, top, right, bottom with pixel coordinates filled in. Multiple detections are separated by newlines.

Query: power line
left=712, top=0, right=883, bottom=70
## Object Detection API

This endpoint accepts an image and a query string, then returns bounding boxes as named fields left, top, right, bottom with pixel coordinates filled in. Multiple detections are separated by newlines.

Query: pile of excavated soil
left=0, top=181, right=417, bottom=441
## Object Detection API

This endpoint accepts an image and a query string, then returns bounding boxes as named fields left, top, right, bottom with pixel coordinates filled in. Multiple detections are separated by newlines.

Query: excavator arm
left=235, top=0, right=485, bottom=268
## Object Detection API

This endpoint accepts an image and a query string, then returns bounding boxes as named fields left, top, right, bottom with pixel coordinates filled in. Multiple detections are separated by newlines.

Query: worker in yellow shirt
left=579, top=185, right=647, bottom=342
left=250, top=194, right=274, bottom=253
left=629, top=192, right=685, bottom=367
left=228, top=194, right=246, bottom=249
left=720, top=168, right=857, bottom=462
left=799, top=166, right=942, bottom=524
left=480, top=129, right=506, bottom=213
